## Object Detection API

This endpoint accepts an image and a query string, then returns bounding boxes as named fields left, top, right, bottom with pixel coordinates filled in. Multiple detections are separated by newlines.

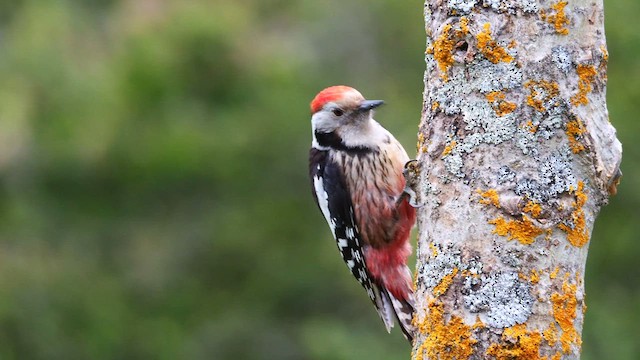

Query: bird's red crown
left=310, top=86, right=362, bottom=113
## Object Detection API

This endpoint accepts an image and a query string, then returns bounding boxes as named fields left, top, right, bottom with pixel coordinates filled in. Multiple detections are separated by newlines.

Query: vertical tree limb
left=412, top=0, right=621, bottom=358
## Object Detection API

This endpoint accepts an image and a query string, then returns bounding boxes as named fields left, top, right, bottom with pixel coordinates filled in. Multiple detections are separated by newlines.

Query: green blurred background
left=0, top=0, right=636, bottom=359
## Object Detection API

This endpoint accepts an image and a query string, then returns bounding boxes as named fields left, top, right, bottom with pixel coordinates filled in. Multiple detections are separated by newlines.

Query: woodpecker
left=308, top=85, right=416, bottom=342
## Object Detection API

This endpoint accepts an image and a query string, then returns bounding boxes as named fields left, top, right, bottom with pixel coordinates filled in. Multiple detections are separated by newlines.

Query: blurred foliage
left=0, top=0, right=636, bottom=359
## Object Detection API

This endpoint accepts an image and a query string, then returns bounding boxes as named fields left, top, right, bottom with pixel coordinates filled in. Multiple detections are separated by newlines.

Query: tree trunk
left=411, top=0, right=621, bottom=359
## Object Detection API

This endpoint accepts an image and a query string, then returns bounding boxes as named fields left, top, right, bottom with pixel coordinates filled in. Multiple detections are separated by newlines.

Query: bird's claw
left=401, top=160, right=423, bottom=208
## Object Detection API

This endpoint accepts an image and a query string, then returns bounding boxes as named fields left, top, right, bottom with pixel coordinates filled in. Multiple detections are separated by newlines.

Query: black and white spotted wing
left=309, top=149, right=376, bottom=300
left=309, top=148, right=404, bottom=336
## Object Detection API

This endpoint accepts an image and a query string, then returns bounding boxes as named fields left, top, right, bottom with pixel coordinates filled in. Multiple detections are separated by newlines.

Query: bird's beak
left=358, top=100, right=384, bottom=112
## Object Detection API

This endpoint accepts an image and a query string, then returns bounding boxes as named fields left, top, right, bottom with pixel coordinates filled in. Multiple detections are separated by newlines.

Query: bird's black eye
left=332, top=108, right=344, bottom=117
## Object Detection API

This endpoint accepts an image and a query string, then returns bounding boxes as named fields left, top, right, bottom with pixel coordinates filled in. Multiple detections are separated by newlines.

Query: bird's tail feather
left=373, top=284, right=415, bottom=343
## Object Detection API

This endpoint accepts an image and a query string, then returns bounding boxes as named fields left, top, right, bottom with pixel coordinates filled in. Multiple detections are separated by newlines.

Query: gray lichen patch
left=432, top=60, right=522, bottom=116
left=447, top=0, right=478, bottom=15
left=439, top=97, right=516, bottom=177
left=444, top=153, right=465, bottom=178
left=447, top=0, right=538, bottom=15
left=468, top=60, right=523, bottom=93
left=536, top=107, right=566, bottom=140
left=418, top=243, right=462, bottom=289
left=434, top=59, right=524, bottom=178
left=484, top=0, right=539, bottom=14
left=461, top=100, right=516, bottom=146
left=419, top=243, right=489, bottom=302
left=515, top=124, right=539, bottom=156
left=462, top=271, right=534, bottom=328
left=552, top=46, right=573, bottom=73
left=497, top=165, right=516, bottom=184
left=514, top=147, right=577, bottom=203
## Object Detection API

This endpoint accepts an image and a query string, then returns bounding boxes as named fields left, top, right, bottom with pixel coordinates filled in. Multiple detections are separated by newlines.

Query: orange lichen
left=472, top=317, right=485, bottom=330
left=461, top=269, right=480, bottom=279
left=530, top=269, right=540, bottom=284
left=490, top=215, right=543, bottom=245
left=429, top=24, right=455, bottom=81
left=601, top=45, right=609, bottom=62
left=523, top=200, right=542, bottom=218
left=518, top=270, right=540, bottom=284
left=433, top=267, right=458, bottom=297
left=524, top=80, right=560, bottom=112
left=417, top=132, right=427, bottom=153
left=432, top=101, right=440, bottom=111
left=485, top=91, right=502, bottom=103
left=550, top=267, right=560, bottom=280
left=545, top=229, right=553, bottom=241
left=565, top=117, right=586, bottom=153
left=415, top=300, right=477, bottom=360
left=442, top=139, right=457, bottom=157
left=428, top=19, right=470, bottom=81
left=476, top=23, right=514, bottom=64
left=459, top=17, right=469, bottom=35
left=486, top=91, right=517, bottom=116
left=571, top=64, right=597, bottom=106
left=546, top=1, right=570, bottom=35
left=551, top=279, right=581, bottom=353
left=523, top=120, right=539, bottom=133
left=558, top=181, right=589, bottom=247
left=478, top=189, right=500, bottom=208
left=486, top=324, right=542, bottom=359
left=543, top=324, right=558, bottom=347
left=493, top=101, right=516, bottom=116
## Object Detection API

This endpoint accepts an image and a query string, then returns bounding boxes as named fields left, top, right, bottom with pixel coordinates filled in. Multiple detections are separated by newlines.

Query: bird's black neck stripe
left=314, top=131, right=375, bottom=154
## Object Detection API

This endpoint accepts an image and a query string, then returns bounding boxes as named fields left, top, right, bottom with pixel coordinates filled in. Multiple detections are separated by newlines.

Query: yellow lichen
left=415, top=300, right=477, bottom=360
left=545, top=229, right=553, bottom=241
left=486, top=324, right=542, bottom=360
left=428, top=19, right=470, bottom=81
left=476, top=23, right=514, bottom=64
left=461, top=269, right=480, bottom=279
left=523, top=120, right=539, bottom=133
left=546, top=1, right=570, bottom=35
left=543, top=323, right=558, bottom=347
left=416, top=132, right=425, bottom=152
left=486, top=91, right=517, bottom=116
left=478, top=189, right=500, bottom=208
left=432, top=101, right=440, bottom=111
left=442, top=139, right=457, bottom=157
left=417, top=132, right=427, bottom=153
left=429, top=242, right=439, bottom=257
left=551, top=279, right=582, bottom=353
left=558, top=181, right=589, bottom=247
left=433, top=267, right=458, bottom=297
left=550, top=267, right=560, bottom=280
left=571, top=64, right=597, bottom=106
left=429, top=24, right=455, bottom=81
left=524, top=80, right=560, bottom=112
left=485, top=91, right=502, bottom=103
left=472, top=317, right=484, bottom=330
left=523, top=200, right=543, bottom=218
left=460, top=17, right=469, bottom=35
left=530, top=269, right=540, bottom=284
left=565, top=117, right=586, bottom=153
left=601, top=45, right=609, bottom=62
left=489, top=215, right=543, bottom=245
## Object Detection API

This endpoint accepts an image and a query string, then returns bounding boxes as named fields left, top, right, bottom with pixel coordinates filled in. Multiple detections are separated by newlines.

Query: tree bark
left=411, top=1, right=621, bottom=359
